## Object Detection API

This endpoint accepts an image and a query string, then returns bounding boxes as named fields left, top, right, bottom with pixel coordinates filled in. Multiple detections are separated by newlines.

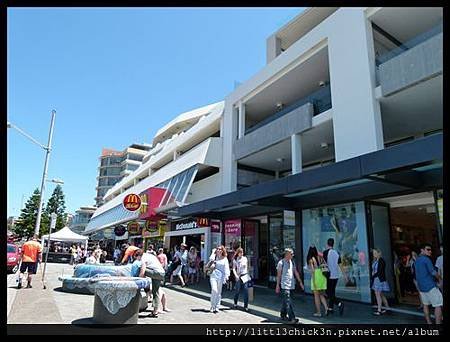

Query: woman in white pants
left=209, top=245, right=230, bottom=313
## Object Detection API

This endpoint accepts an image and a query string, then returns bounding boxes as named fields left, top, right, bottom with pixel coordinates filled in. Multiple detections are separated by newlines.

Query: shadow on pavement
left=190, top=308, right=213, bottom=313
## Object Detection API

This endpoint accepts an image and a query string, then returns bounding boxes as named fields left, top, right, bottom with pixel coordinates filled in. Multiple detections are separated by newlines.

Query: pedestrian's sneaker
left=210, top=308, right=214, bottom=313
left=17, top=279, right=22, bottom=289
left=244, top=307, right=249, bottom=313
left=26, top=284, right=32, bottom=289
left=280, top=315, right=288, bottom=321
left=232, top=304, right=237, bottom=309
left=288, top=318, right=300, bottom=324
left=338, top=302, right=344, bottom=316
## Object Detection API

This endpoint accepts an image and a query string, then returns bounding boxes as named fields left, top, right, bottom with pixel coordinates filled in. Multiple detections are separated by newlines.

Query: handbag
left=319, top=257, right=330, bottom=278
left=204, top=260, right=216, bottom=276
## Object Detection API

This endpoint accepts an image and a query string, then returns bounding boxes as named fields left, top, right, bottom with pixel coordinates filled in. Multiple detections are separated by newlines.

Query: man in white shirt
left=141, top=250, right=166, bottom=317
left=323, top=238, right=347, bottom=315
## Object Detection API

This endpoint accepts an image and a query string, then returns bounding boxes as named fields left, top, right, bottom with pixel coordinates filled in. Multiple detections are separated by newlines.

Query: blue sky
left=7, top=7, right=304, bottom=217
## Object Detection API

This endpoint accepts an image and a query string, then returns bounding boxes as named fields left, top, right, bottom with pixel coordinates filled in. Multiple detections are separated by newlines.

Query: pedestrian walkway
left=7, top=263, right=428, bottom=325
left=164, top=279, right=427, bottom=324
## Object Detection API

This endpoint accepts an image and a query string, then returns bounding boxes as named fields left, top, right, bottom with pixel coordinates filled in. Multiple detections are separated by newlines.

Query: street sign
left=50, top=213, right=57, bottom=230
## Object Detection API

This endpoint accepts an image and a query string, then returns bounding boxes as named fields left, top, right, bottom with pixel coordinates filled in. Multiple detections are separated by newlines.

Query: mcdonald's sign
left=123, top=193, right=141, bottom=212
left=197, top=217, right=210, bottom=227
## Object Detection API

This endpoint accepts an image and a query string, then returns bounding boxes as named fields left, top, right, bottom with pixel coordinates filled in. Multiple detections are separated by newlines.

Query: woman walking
left=232, top=248, right=251, bottom=312
left=187, top=246, right=199, bottom=285
left=371, top=248, right=391, bottom=315
left=208, top=245, right=230, bottom=313
left=307, top=246, right=329, bottom=317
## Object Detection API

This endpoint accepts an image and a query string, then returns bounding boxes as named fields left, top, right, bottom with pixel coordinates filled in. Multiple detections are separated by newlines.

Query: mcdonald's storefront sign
left=197, top=217, right=210, bottom=227
left=123, top=194, right=141, bottom=212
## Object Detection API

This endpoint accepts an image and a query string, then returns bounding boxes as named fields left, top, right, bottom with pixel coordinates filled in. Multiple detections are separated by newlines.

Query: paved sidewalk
left=7, top=263, right=427, bottom=325
left=165, top=278, right=427, bottom=324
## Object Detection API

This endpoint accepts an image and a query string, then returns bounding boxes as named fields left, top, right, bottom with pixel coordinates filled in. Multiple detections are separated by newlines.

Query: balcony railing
left=376, top=21, right=442, bottom=67
left=245, top=84, right=331, bottom=135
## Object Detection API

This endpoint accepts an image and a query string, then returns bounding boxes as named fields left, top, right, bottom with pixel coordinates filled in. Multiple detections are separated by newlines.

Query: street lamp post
left=7, top=110, right=58, bottom=236
left=34, top=110, right=56, bottom=236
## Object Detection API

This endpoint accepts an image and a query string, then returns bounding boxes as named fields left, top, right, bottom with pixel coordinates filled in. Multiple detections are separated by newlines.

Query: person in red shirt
left=18, top=235, right=43, bottom=289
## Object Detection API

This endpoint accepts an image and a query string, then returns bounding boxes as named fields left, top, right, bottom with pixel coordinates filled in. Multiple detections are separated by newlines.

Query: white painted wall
left=222, top=8, right=384, bottom=193
left=186, top=172, right=223, bottom=204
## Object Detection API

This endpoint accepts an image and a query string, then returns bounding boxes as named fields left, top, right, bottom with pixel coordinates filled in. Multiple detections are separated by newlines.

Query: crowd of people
left=15, top=234, right=443, bottom=325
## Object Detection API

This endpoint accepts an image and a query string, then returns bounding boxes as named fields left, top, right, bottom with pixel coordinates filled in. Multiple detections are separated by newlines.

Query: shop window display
left=302, top=202, right=371, bottom=303
left=268, top=214, right=296, bottom=283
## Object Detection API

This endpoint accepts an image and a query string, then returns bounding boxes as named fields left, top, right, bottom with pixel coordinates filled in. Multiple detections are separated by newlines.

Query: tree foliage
left=13, top=188, right=41, bottom=239
left=41, top=185, right=67, bottom=235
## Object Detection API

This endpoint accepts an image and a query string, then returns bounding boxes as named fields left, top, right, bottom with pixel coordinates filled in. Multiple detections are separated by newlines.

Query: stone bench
left=92, top=278, right=151, bottom=324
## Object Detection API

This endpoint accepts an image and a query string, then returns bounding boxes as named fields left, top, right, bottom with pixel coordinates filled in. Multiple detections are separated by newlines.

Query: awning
left=41, top=226, right=89, bottom=243
left=84, top=166, right=199, bottom=234
left=176, top=133, right=442, bottom=219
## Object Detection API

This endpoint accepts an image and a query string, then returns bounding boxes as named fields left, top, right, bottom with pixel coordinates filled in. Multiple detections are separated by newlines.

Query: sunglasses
left=425, top=248, right=432, bottom=251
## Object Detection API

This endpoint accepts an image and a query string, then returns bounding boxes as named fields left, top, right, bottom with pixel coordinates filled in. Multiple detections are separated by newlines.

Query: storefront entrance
left=369, top=191, right=442, bottom=307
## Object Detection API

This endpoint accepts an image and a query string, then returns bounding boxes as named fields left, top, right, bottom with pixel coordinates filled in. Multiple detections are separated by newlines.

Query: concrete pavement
left=7, top=262, right=428, bottom=325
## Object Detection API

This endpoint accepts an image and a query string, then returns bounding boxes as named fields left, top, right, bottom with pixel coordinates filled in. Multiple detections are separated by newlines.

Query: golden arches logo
left=123, top=194, right=141, bottom=212
left=197, top=218, right=209, bottom=226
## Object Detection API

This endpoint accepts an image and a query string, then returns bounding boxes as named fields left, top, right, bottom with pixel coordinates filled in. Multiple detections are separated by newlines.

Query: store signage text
left=123, top=194, right=141, bottom=212
left=211, top=220, right=221, bottom=233
left=224, top=219, right=241, bottom=235
left=175, top=221, right=198, bottom=231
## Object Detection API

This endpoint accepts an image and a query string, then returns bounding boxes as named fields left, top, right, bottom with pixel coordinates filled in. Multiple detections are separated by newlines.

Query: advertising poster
left=224, top=219, right=241, bottom=251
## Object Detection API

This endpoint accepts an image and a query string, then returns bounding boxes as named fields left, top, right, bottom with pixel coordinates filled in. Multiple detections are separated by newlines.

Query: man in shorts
left=414, top=243, right=442, bottom=324
left=18, top=235, right=42, bottom=289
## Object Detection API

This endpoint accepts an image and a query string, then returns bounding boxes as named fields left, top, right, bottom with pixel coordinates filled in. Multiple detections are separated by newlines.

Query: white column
left=238, top=101, right=246, bottom=139
left=328, top=9, right=384, bottom=162
left=222, top=101, right=238, bottom=193
left=291, top=134, right=302, bottom=174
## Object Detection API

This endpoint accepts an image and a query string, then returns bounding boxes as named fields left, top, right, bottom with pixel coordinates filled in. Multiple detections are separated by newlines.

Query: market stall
left=41, top=226, right=89, bottom=263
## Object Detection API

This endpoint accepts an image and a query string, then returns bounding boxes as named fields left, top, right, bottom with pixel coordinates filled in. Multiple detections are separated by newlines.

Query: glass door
left=366, top=202, right=396, bottom=302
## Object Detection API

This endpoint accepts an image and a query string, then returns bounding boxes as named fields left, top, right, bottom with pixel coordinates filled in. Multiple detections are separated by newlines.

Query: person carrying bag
left=232, top=248, right=251, bottom=312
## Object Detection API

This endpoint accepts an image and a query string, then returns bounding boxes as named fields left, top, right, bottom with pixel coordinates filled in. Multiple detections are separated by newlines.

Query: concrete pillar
left=266, top=34, right=282, bottom=64
left=291, top=134, right=303, bottom=174
left=222, top=101, right=238, bottom=193
left=238, top=102, right=246, bottom=139
left=328, top=9, right=384, bottom=162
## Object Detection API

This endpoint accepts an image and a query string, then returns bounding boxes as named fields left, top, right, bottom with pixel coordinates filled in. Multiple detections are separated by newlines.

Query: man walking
left=275, top=248, right=304, bottom=324
left=18, top=235, right=42, bottom=289
left=414, top=243, right=442, bottom=324
left=323, top=238, right=346, bottom=315
left=141, top=249, right=166, bottom=318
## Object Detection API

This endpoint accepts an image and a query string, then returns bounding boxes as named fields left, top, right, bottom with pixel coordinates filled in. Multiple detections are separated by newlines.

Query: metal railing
left=245, top=84, right=332, bottom=135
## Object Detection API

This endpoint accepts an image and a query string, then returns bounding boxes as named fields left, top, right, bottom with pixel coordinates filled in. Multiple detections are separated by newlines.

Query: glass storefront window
left=302, top=201, right=371, bottom=303
left=268, top=213, right=296, bottom=283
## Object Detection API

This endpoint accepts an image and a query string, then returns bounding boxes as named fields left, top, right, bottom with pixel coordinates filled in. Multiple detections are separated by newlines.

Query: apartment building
left=175, top=7, right=443, bottom=307
left=95, top=144, right=152, bottom=206
left=85, top=101, right=225, bottom=258
left=69, top=206, right=96, bottom=235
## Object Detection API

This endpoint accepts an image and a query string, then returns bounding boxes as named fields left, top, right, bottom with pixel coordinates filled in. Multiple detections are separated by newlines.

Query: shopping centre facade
left=85, top=7, right=443, bottom=308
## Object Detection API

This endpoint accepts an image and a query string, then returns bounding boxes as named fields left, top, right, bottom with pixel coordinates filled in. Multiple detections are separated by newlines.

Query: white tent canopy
left=41, top=226, right=89, bottom=243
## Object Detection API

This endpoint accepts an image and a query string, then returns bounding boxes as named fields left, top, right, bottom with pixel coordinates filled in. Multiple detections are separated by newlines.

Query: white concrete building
left=85, top=101, right=225, bottom=256
left=177, top=7, right=443, bottom=307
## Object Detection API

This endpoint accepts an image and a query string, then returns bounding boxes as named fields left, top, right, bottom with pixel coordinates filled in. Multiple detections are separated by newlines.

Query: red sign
left=138, top=187, right=167, bottom=219
left=123, top=194, right=141, bottom=212
left=211, top=220, right=221, bottom=233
